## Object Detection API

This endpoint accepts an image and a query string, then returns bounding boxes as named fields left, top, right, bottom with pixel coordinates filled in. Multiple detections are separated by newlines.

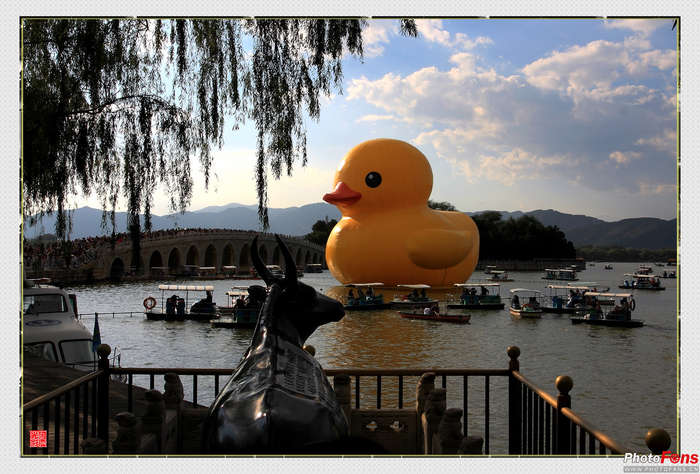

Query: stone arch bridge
left=96, top=230, right=327, bottom=280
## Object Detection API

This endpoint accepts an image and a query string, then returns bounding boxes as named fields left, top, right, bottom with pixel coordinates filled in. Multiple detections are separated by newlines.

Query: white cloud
left=355, top=114, right=394, bottom=122
left=604, top=19, right=669, bottom=37
left=346, top=22, right=676, bottom=199
left=416, top=19, right=493, bottom=50
left=609, top=150, right=642, bottom=164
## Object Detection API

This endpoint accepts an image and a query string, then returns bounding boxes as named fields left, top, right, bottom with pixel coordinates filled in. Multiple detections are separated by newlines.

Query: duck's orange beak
left=323, top=182, right=362, bottom=207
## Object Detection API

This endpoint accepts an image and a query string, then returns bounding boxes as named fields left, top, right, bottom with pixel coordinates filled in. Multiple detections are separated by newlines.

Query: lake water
left=68, top=262, right=678, bottom=454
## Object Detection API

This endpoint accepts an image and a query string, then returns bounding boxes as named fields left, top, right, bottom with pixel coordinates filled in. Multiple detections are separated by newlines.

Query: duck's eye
left=365, top=172, right=382, bottom=188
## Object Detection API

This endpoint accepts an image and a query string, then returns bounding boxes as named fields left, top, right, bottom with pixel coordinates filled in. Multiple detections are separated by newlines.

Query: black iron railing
left=22, top=344, right=667, bottom=455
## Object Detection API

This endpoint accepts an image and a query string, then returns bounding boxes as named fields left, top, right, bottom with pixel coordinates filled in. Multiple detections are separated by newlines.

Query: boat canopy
left=510, top=288, right=541, bottom=294
left=455, top=283, right=500, bottom=288
left=623, top=273, right=658, bottom=278
left=580, top=292, right=634, bottom=299
left=222, top=266, right=238, bottom=270
left=344, top=282, right=385, bottom=288
left=158, top=285, right=215, bottom=292
left=226, top=287, right=251, bottom=297
left=397, top=284, right=431, bottom=289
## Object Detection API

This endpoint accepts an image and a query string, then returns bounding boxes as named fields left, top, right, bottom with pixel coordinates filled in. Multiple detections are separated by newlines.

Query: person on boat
left=423, top=306, right=432, bottom=315
left=595, top=301, right=602, bottom=316
left=357, top=288, right=365, bottom=299
left=512, top=294, right=520, bottom=309
left=412, top=306, right=420, bottom=314
left=348, top=289, right=355, bottom=304
left=460, top=288, right=468, bottom=303
left=420, top=288, right=426, bottom=299
left=480, top=286, right=489, bottom=296
left=470, top=287, right=477, bottom=296
left=366, top=286, right=375, bottom=297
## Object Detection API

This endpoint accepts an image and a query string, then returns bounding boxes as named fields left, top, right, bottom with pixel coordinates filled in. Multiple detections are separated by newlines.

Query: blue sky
left=84, top=18, right=678, bottom=222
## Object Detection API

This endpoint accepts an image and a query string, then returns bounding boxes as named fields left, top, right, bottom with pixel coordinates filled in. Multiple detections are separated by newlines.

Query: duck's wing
left=406, top=228, right=476, bottom=269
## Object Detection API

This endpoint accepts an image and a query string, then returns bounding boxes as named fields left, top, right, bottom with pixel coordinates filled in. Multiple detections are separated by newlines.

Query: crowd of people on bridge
left=23, top=228, right=314, bottom=271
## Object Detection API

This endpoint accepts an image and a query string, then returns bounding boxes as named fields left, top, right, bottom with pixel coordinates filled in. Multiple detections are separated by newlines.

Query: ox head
left=250, top=235, right=344, bottom=344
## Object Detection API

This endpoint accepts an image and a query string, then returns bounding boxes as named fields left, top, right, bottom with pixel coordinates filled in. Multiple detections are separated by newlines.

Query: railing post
left=507, top=346, right=521, bottom=454
left=333, top=374, right=352, bottom=432
left=645, top=428, right=672, bottom=455
left=555, top=375, right=573, bottom=455
left=97, top=344, right=112, bottom=446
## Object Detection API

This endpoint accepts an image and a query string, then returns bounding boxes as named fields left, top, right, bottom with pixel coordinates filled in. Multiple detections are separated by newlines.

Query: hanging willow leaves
left=21, top=18, right=418, bottom=266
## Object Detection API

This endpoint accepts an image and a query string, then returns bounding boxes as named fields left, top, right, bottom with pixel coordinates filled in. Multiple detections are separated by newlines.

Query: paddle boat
left=619, top=274, right=665, bottom=291
left=22, top=278, right=124, bottom=376
left=634, top=265, right=653, bottom=275
left=306, top=263, right=324, bottom=273
left=604, top=264, right=614, bottom=270
left=211, top=287, right=261, bottom=329
left=391, top=284, right=439, bottom=308
left=144, top=284, right=221, bottom=321
left=484, top=265, right=498, bottom=274
left=570, top=292, right=642, bottom=327
left=344, top=283, right=392, bottom=310
left=486, top=271, right=513, bottom=282
left=193, top=266, right=225, bottom=280
left=509, top=289, right=543, bottom=318
left=149, top=266, right=175, bottom=279
left=541, top=285, right=586, bottom=314
left=447, top=283, right=505, bottom=310
left=398, top=304, right=471, bottom=324
left=659, top=270, right=676, bottom=279
left=221, top=266, right=238, bottom=277
left=541, top=268, right=578, bottom=281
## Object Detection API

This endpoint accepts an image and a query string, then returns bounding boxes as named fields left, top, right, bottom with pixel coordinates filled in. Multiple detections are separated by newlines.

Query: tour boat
left=343, top=283, right=392, bottom=310
left=509, top=289, right=543, bottom=318
left=211, top=288, right=260, bottom=329
left=604, top=264, right=614, bottom=270
left=570, top=292, right=642, bottom=327
left=541, top=268, right=578, bottom=281
left=390, top=284, right=439, bottom=308
left=23, top=278, right=123, bottom=376
left=305, top=263, right=324, bottom=273
left=484, top=265, right=498, bottom=274
left=193, top=266, right=225, bottom=280
left=486, top=271, right=513, bottom=282
left=619, top=274, right=665, bottom=291
left=447, top=283, right=505, bottom=309
left=144, top=284, right=221, bottom=321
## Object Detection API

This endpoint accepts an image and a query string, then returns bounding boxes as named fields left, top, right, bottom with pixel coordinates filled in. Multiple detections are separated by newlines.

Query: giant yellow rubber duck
left=323, top=138, right=480, bottom=288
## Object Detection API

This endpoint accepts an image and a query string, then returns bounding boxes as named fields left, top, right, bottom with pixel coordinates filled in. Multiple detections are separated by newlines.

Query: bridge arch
left=223, top=244, right=235, bottom=267
left=258, top=244, right=270, bottom=265
left=109, top=257, right=125, bottom=279
left=204, top=244, right=217, bottom=267
left=168, top=248, right=182, bottom=274
left=186, top=245, right=200, bottom=266
left=239, top=244, right=251, bottom=271
left=148, top=250, right=164, bottom=273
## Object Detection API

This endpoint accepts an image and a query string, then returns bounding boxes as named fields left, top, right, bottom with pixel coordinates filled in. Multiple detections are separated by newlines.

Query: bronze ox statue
left=201, top=235, right=350, bottom=454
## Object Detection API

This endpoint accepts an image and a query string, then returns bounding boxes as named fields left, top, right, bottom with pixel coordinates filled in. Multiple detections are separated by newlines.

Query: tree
left=304, top=218, right=338, bottom=246
left=427, top=200, right=458, bottom=212
left=470, top=212, right=576, bottom=260
left=22, top=19, right=419, bottom=265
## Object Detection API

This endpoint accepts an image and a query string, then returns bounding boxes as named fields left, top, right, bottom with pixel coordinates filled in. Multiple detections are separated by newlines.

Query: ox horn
left=251, top=236, right=278, bottom=286
left=276, top=235, right=298, bottom=286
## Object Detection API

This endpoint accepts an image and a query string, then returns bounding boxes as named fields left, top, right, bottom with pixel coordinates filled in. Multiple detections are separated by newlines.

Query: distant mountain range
left=24, top=204, right=677, bottom=250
